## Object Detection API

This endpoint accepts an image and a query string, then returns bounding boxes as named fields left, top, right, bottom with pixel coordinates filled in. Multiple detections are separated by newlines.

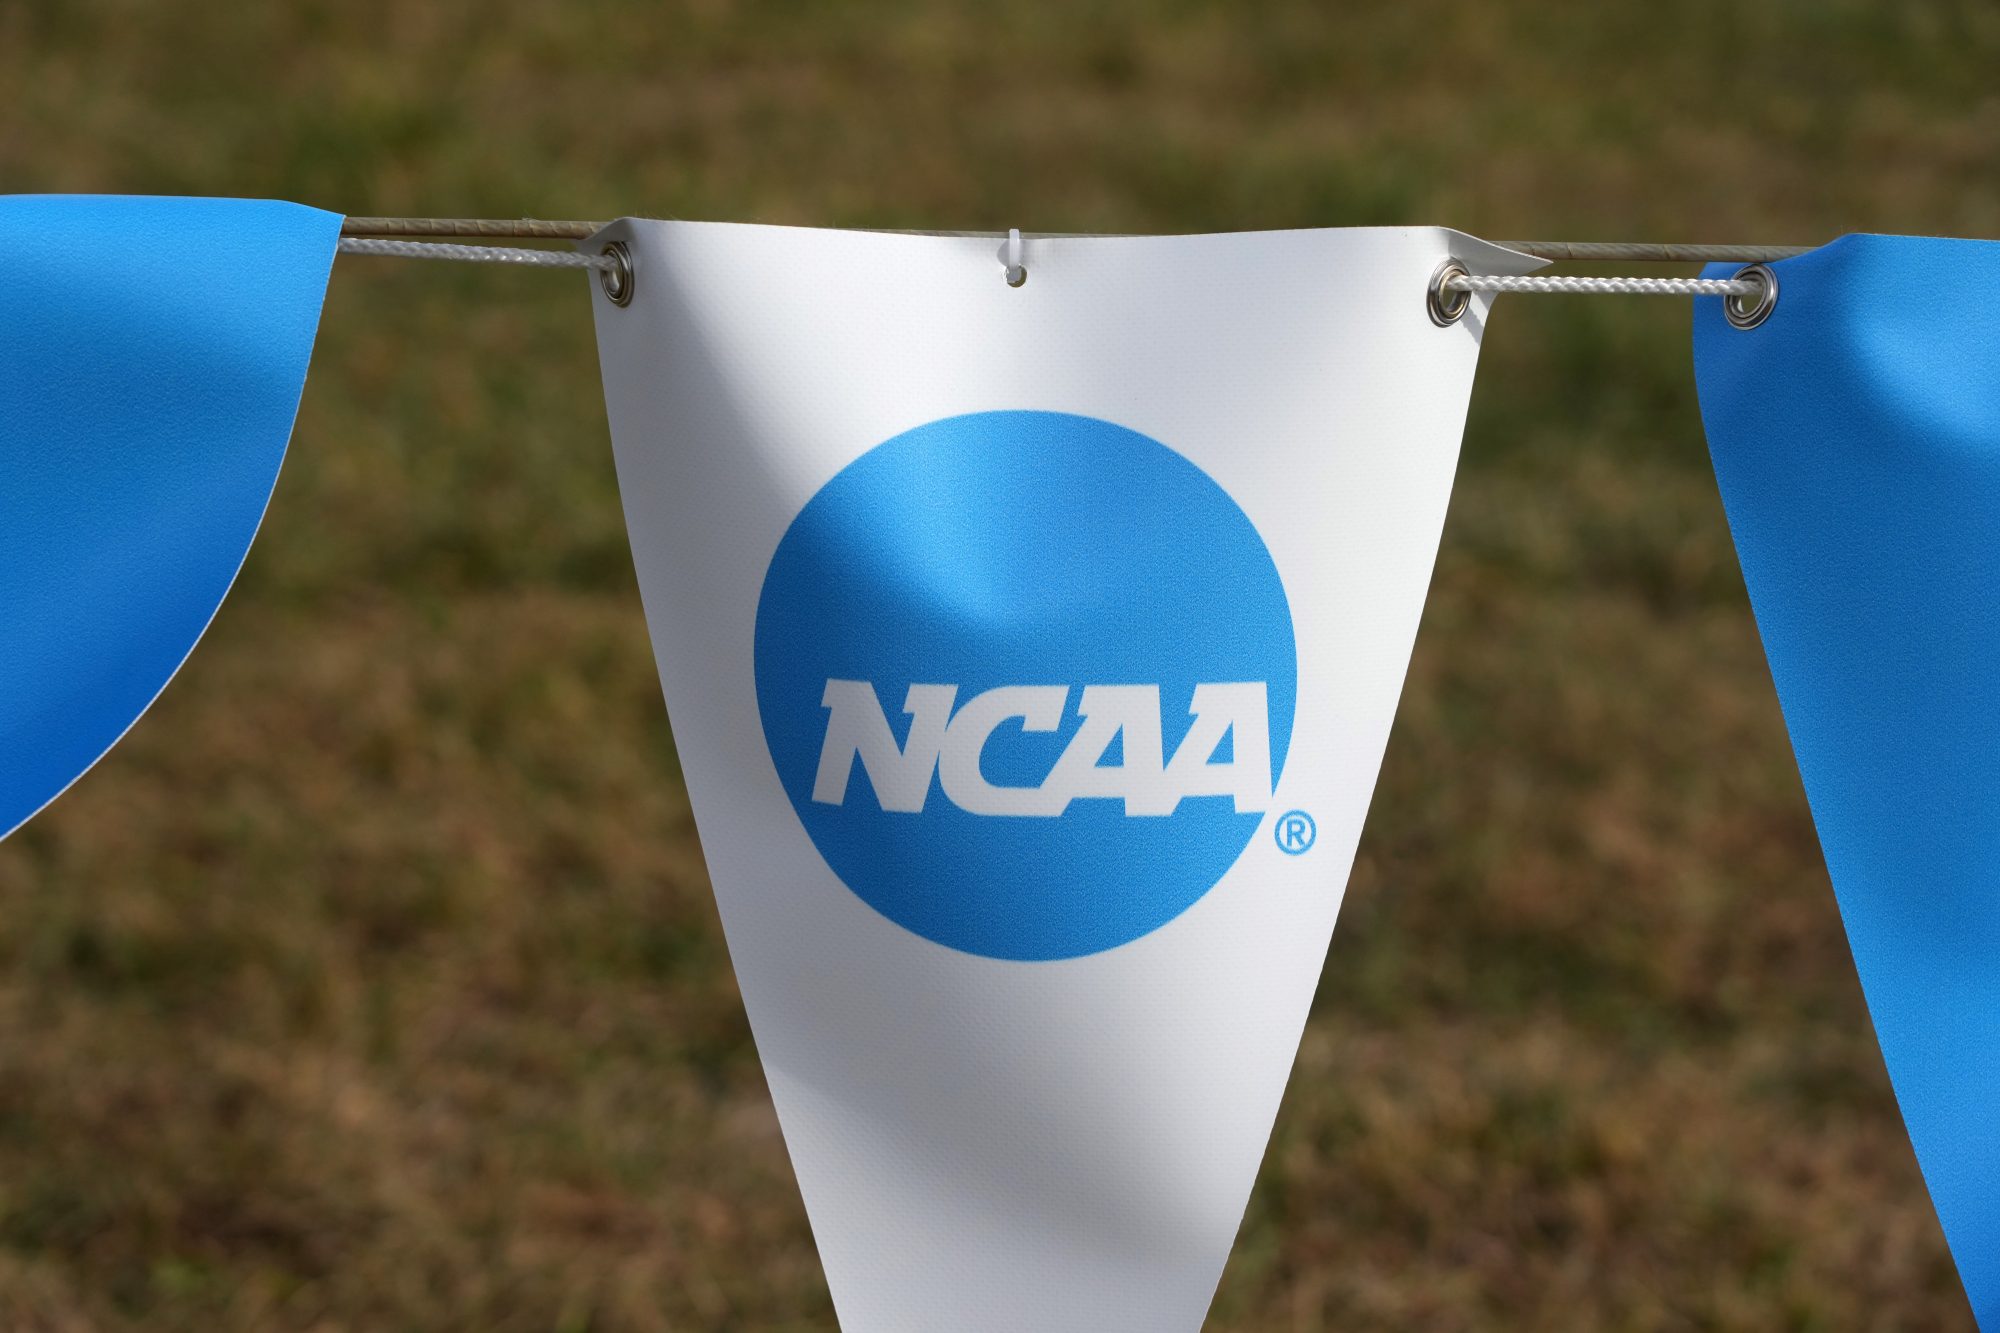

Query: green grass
left=3, top=1, right=1997, bottom=1327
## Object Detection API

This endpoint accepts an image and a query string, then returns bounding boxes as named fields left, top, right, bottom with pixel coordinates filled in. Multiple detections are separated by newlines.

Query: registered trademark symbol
left=1275, top=810, right=1316, bottom=855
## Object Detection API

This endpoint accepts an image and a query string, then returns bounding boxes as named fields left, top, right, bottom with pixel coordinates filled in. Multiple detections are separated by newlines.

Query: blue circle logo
left=754, top=411, right=1296, bottom=961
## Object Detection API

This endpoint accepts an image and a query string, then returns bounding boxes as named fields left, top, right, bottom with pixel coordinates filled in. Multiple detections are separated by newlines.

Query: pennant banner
left=592, top=222, right=1539, bottom=1329
left=1696, top=236, right=2000, bottom=1325
left=0, top=195, right=339, bottom=839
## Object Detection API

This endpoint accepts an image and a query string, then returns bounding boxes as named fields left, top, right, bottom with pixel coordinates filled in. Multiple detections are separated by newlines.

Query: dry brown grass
left=3, top=1, right=1998, bottom=1327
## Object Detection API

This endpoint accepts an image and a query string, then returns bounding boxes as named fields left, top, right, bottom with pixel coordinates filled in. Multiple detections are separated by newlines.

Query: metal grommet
left=599, top=241, right=635, bottom=307
left=1427, top=259, right=1471, bottom=327
left=1724, top=263, right=1778, bottom=329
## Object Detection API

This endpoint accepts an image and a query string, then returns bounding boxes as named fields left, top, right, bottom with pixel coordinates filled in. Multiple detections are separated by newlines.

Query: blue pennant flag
left=1696, top=235, right=2000, bottom=1325
left=0, top=196, right=340, bottom=839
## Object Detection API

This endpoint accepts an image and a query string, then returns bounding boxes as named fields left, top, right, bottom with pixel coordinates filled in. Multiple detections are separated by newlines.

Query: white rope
left=336, top=237, right=617, bottom=270
left=1447, top=273, right=1758, bottom=296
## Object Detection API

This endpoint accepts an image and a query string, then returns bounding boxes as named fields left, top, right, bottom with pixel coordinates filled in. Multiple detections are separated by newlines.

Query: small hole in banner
left=1001, top=227, right=1027, bottom=287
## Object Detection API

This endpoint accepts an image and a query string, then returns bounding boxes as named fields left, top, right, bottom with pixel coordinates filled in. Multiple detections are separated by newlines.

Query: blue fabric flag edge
left=1696, top=234, right=2000, bottom=1326
left=0, top=196, right=342, bottom=840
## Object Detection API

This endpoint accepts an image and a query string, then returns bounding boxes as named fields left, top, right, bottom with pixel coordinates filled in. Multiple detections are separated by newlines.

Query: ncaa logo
left=754, top=411, right=1297, bottom=961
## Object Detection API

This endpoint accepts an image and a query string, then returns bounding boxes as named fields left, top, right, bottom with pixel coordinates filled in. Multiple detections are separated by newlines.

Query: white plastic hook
left=1000, top=228, right=1026, bottom=287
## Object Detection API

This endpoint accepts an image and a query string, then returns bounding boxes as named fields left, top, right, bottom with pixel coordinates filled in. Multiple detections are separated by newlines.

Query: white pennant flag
left=590, top=222, right=1537, bottom=1331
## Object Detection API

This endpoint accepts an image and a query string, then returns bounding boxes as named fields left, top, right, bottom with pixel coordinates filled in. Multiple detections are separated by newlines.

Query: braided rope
left=1448, top=273, right=1759, bottom=296
left=336, top=237, right=616, bottom=270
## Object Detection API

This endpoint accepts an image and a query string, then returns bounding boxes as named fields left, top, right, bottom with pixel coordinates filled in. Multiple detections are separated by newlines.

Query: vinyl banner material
left=1695, top=236, right=2000, bottom=1326
left=592, top=222, right=1539, bottom=1330
left=0, top=196, right=339, bottom=839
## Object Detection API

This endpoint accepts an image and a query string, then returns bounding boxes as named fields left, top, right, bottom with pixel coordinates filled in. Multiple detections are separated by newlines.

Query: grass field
left=4, top=2, right=1999, bottom=1328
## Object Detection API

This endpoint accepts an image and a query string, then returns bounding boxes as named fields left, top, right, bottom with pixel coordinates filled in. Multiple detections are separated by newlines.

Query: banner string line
left=336, top=218, right=1813, bottom=263
left=333, top=238, right=1763, bottom=296
left=336, top=237, right=617, bottom=270
left=1449, top=273, right=1758, bottom=295
left=333, top=222, right=1790, bottom=310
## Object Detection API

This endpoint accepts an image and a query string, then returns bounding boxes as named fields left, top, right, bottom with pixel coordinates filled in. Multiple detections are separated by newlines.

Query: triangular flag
left=591, top=222, right=1538, bottom=1330
left=0, top=195, right=339, bottom=839
left=1696, top=235, right=2000, bottom=1326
